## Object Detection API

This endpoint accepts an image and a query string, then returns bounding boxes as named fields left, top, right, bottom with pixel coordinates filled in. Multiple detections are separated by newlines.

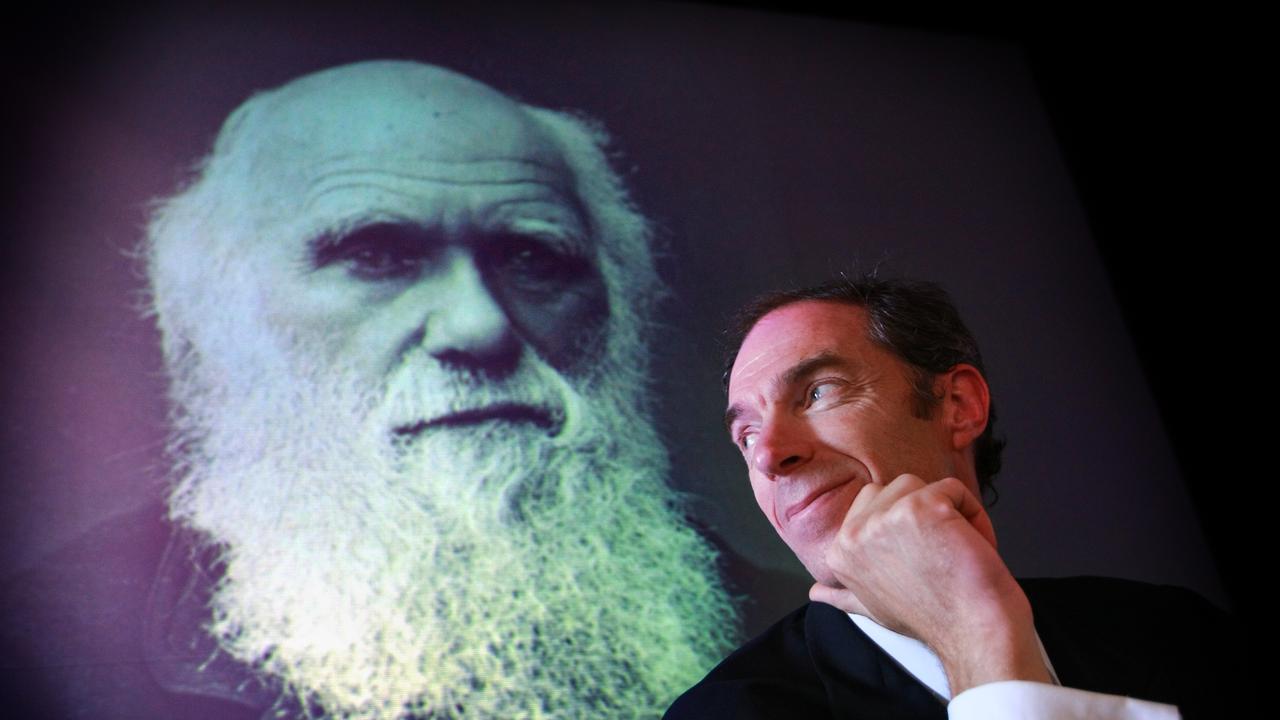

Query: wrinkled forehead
left=230, top=62, right=571, bottom=208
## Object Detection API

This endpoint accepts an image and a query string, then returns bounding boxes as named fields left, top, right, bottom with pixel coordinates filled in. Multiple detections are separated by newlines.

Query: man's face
left=726, top=301, right=968, bottom=586
left=245, top=69, right=609, bottom=441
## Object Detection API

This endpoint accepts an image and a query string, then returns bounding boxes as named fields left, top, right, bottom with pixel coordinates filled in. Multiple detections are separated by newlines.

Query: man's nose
left=751, top=413, right=813, bottom=479
left=419, top=250, right=522, bottom=376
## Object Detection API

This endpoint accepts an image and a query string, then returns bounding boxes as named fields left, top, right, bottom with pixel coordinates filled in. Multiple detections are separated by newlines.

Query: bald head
left=147, top=60, right=661, bottom=403
left=226, top=62, right=574, bottom=228
left=258, top=62, right=561, bottom=158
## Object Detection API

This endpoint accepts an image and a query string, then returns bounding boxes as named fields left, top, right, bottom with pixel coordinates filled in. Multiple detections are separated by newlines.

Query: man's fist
left=808, top=473, right=1051, bottom=694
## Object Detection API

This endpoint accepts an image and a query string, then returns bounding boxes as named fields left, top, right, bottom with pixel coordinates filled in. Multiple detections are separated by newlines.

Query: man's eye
left=807, top=381, right=840, bottom=405
left=738, top=432, right=757, bottom=451
left=312, top=224, right=433, bottom=281
left=480, top=235, right=591, bottom=291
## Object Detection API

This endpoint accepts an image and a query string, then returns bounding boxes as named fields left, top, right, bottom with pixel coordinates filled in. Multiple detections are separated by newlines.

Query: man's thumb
left=808, top=583, right=869, bottom=617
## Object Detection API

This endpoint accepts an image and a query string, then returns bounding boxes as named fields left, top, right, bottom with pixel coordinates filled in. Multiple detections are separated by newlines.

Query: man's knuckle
left=892, top=473, right=922, bottom=488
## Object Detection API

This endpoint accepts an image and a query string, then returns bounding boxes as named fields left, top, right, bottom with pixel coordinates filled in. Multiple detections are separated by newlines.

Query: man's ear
left=940, top=364, right=990, bottom=452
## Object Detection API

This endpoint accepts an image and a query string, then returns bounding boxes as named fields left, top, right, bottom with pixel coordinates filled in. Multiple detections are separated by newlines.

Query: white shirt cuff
left=948, top=681, right=1180, bottom=720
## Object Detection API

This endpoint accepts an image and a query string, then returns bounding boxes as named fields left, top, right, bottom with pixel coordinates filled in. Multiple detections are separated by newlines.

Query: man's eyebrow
left=306, top=215, right=414, bottom=246
left=723, top=405, right=744, bottom=435
left=723, top=351, right=851, bottom=434
left=780, top=351, right=848, bottom=388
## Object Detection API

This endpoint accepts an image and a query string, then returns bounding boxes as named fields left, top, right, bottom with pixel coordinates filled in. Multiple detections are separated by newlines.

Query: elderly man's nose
left=752, top=417, right=812, bottom=479
left=420, top=251, right=521, bottom=376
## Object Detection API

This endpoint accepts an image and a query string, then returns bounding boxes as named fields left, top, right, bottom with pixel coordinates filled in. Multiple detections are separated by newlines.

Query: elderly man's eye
left=479, top=234, right=592, bottom=291
left=312, top=224, right=433, bottom=281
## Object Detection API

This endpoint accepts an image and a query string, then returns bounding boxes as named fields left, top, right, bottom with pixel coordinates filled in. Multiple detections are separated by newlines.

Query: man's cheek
left=497, top=277, right=610, bottom=375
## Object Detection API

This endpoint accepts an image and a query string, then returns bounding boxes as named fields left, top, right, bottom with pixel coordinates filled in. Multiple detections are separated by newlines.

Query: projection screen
left=1, top=3, right=1227, bottom=717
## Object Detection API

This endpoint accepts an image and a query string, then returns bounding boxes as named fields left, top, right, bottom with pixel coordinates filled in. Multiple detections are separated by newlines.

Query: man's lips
left=784, top=480, right=854, bottom=522
left=393, top=403, right=559, bottom=438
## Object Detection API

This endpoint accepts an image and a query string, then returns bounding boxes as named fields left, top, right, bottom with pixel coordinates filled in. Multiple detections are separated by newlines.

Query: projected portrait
left=134, top=61, right=733, bottom=717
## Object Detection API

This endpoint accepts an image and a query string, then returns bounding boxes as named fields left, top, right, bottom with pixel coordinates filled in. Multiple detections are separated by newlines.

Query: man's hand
left=808, top=474, right=1052, bottom=695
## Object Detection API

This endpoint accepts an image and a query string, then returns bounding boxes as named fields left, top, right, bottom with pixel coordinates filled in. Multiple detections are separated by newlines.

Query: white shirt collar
left=848, top=613, right=1061, bottom=701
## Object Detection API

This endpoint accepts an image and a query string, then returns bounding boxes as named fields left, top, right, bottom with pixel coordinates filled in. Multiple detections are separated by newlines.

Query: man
left=2, top=61, right=734, bottom=718
left=667, top=276, right=1238, bottom=719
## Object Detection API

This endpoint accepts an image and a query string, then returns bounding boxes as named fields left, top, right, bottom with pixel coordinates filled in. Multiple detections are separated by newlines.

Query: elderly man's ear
left=938, top=364, right=990, bottom=452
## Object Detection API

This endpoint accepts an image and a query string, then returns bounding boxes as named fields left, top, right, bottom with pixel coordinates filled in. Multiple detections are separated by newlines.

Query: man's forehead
left=726, top=301, right=883, bottom=406
left=731, top=301, right=868, bottom=378
left=241, top=61, right=567, bottom=177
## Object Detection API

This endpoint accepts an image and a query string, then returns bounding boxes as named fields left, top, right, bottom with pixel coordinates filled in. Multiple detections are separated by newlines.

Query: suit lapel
left=142, top=527, right=284, bottom=716
left=805, top=602, right=947, bottom=720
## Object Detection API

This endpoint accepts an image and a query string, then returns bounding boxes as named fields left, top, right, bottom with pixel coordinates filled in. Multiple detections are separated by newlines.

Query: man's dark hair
left=722, top=274, right=1005, bottom=502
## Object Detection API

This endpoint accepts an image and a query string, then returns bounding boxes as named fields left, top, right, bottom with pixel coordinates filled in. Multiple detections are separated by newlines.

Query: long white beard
left=165, top=341, right=734, bottom=719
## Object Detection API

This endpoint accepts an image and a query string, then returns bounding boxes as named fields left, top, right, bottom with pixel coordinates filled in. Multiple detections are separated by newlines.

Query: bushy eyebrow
left=723, top=351, right=851, bottom=435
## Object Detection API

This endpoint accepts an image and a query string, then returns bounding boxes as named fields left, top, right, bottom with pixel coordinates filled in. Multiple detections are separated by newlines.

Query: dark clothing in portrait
left=1, top=504, right=279, bottom=719
left=665, top=577, right=1242, bottom=720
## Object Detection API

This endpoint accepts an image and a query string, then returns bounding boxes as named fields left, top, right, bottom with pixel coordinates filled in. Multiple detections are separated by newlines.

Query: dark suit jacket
left=665, top=577, right=1243, bottom=720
